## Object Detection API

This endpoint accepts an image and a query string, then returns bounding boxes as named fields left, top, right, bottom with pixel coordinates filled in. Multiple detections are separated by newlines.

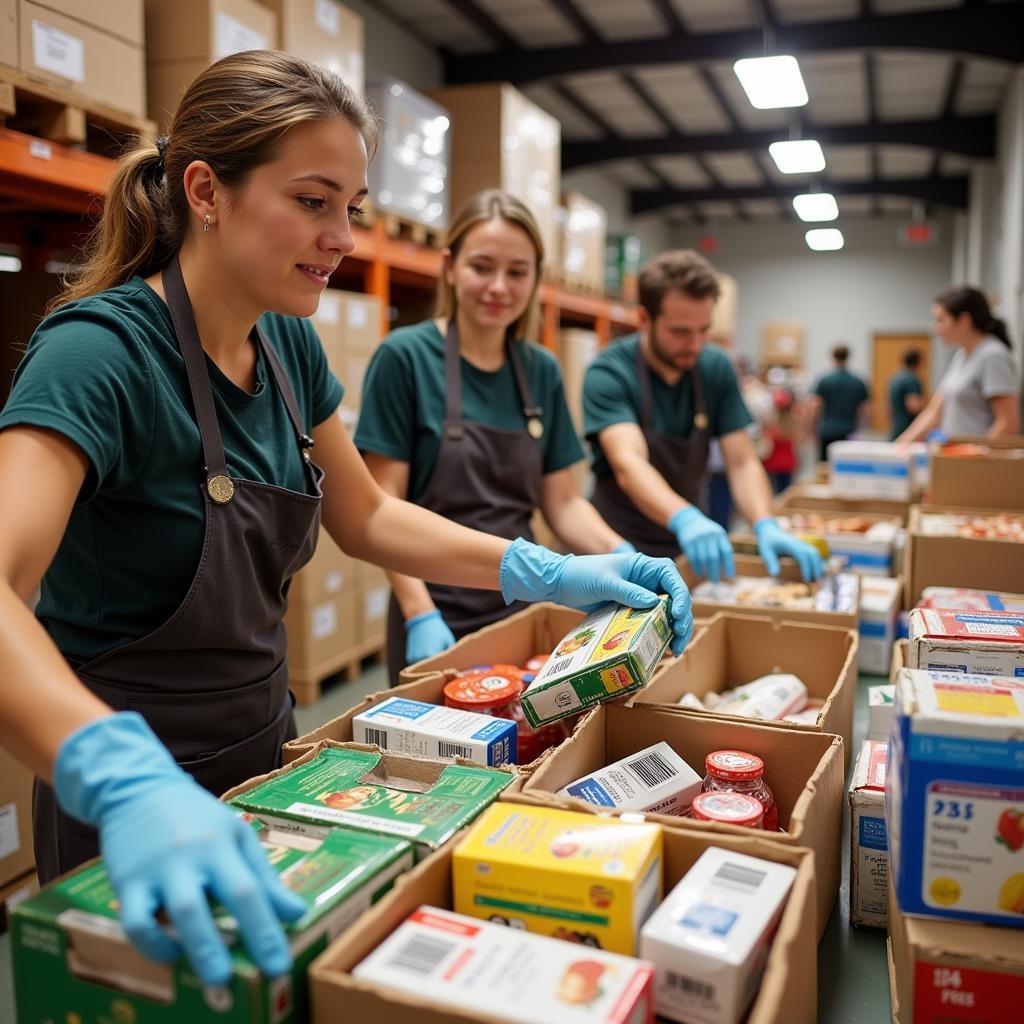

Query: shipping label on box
left=889, top=669, right=1024, bottom=927
left=849, top=740, right=888, bottom=928
left=909, top=608, right=1024, bottom=678
left=453, top=803, right=662, bottom=955
left=829, top=441, right=914, bottom=501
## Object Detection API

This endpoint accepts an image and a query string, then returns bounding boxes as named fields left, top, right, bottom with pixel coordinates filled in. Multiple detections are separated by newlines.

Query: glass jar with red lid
left=701, top=750, right=778, bottom=831
left=690, top=791, right=765, bottom=829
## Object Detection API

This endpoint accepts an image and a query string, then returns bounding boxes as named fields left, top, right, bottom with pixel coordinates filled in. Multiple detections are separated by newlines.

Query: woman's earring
left=204, top=214, right=211, bottom=234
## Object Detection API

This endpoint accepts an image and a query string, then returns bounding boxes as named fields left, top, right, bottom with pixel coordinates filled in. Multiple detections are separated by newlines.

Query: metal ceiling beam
left=443, top=4, right=1024, bottom=83
left=630, top=176, right=970, bottom=215
left=442, top=0, right=517, bottom=48
left=931, top=59, right=966, bottom=177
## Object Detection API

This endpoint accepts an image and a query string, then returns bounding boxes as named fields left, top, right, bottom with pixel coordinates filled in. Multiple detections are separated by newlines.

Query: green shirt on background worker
left=811, top=344, right=871, bottom=461
left=888, top=360, right=924, bottom=439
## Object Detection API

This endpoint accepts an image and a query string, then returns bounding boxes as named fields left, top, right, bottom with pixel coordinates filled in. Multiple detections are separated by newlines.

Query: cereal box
left=849, top=740, right=889, bottom=928
left=521, top=598, right=673, bottom=727
left=452, top=803, right=663, bottom=954
left=908, top=608, right=1024, bottom=678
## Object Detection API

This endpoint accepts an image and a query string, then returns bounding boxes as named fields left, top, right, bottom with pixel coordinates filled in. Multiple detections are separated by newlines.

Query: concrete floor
left=0, top=660, right=893, bottom=1022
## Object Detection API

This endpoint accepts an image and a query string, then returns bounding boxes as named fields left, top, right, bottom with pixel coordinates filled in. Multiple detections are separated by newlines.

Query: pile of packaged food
left=693, top=572, right=858, bottom=613
left=916, top=510, right=1024, bottom=541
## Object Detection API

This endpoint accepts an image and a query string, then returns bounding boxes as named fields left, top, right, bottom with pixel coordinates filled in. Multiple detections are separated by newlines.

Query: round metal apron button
left=207, top=474, right=235, bottom=504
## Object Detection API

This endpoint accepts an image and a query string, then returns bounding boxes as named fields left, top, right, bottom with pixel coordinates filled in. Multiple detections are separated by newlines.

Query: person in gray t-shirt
left=896, top=285, right=1020, bottom=441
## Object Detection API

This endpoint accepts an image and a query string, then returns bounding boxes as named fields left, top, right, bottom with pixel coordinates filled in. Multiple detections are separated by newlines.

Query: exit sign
left=899, top=222, right=939, bottom=247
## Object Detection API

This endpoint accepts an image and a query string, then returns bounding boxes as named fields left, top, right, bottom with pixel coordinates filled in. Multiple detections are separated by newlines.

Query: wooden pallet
left=289, top=634, right=387, bottom=706
left=0, top=67, right=155, bottom=155
left=380, top=210, right=446, bottom=249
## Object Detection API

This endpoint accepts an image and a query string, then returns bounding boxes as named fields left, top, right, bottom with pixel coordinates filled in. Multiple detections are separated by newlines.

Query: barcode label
left=438, top=740, right=473, bottom=759
left=624, top=750, right=677, bottom=789
left=363, top=727, right=388, bottom=749
left=665, top=971, right=715, bottom=1001
left=545, top=656, right=573, bottom=677
left=637, top=619, right=665, bottom=670
left=387, top=933, right=456, bottom=976
left=712, top=861, right=767, bottom=894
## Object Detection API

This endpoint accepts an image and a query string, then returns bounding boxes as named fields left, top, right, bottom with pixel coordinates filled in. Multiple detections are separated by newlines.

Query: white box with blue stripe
left=858, top=576, right=901, bottom=674
left=352, top=697, right=516, bottom=767
left=829, top=440, right=915, bottom=501
left=888, top=668, right=1024, bottom=927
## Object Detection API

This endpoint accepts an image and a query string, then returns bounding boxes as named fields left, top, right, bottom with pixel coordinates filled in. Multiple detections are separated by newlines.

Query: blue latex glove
left=55, top=713, right=307, bottom=986
left=611, top=541, right=637, bottom=554
left=754, top=517, right=824, bottom=582
left=405, top=609, right=456, bottom=664
left=499, top=538, right=694, bottom=655
left=668, top=505, right=735, bottom=585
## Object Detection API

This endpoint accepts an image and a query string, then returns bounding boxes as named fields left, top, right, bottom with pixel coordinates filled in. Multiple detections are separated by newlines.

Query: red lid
left=444, top=667, right=523, bottom=710
left=705, top=750, right=765, bottom=781
left=525, top=654, right=549, bottom=673
left=691, top=792, right=765, bottom=827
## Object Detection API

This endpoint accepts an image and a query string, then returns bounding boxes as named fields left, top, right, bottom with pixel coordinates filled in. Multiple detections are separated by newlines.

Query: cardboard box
left=361, top=576, right=389, bottom=645
left=929, top=438, right=1024, bottom=511
left=760, top=322, right=803, bottom=367
left=829, top=440, right=916, bottom=501
left=909, top=607, right=1024, bottom=677
left=558, top=327, right=599, bottom=434
left=309, top=824, right=818, bottom=1024
left=0, top=746, right=34, bottom=888
left=514, top=703, right=844, bottom=937
left=906, top=504, right=1024, bottom=608
left=849, top=740, right=888, bottom=928
left=859, top=575, right=901, bottom=675
left=888, top=884, right=1024, bottom=1023
left=260, top=0, right=363, bottom=92
left=888, top=668, right=1024, bottom=927
left=560, top=191, right=606, bottom=292
left=634, top=612, right=857, bottom=763
left=1, top=0, right=17, bottom=68
left=18, top=1, right=145, bottom=116
left=771, top=508, right=902, bottom=576
left=890, top=637, right=908, bottom=685
left=31, top=0, right=143, bottom=44
left=284, top=586, right=360, bottom=672
left=711, top=271, right=737, bottom=341
left=289, top=527, right=357, bottom=607
left=774, top=482, right=912, bottom=521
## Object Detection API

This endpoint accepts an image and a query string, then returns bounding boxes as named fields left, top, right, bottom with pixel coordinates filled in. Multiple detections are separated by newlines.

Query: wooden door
left=872, top=333, right=931, bottom=434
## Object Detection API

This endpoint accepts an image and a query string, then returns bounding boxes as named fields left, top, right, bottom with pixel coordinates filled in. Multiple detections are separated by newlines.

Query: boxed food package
left=918, top=586, right=1024, bottom=612
left=12, top=822, right=412, bottom=1023
left=352, top=696, right=516, bottom=767
left=0, top=871, right=38, bottom=935
left=261, top=0, right=363, bottom=91
left=228, top=743, right=514, bottom=856
left=888, top=668, right=1024, bottom=927
left=773, top=510, right=902, bottom=576
left=849, top=740, right=889, bottom=928
left=908, top=607, right=1024, bottom=678
left=354, top=907, right=655, bottom=1023
left=829, top=440, right=915, bottom=501
left=520, top=598, right=673, bottom=727
left=557, top=741, right=702, bottom=816
left=929, top=438, right=1024, bottom=511
left=605, top=233, right=642, bottom=301
left=452, top=802, right=663, bottom=955
left=515, top=703, right=844, bottom=937
left=640, top=848, right=797, bottom=1024
left=559, top=191, right=607, bottom=293
left=868, top=684, right=895, bottom=741
left=0, top=746, right=34, bottom=888
left=859, top=575, right=901, bottom=675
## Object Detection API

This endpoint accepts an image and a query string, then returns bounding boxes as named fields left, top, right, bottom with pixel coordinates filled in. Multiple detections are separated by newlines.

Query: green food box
left=230, top=745, right=513, bottom=858
left=12, top=822, right=413, bottom=1023
left=521, top=597, right=673, bottom=727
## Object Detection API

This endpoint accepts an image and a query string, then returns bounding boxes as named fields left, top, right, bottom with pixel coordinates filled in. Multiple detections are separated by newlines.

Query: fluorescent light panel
left=805, top=228, right=844, bottom=251
left=793, top=193, right=839, bottom=222
left=733, top=56, right=808, bottom=109
left=769, top=140, right=826, bottom=174
left=0, top=254, right=22, bottom=273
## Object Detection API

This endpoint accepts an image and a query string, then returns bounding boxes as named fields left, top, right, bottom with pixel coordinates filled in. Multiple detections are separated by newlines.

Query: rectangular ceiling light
left=734, top=56, right=808, bottom=109
left=805, top=228, right=844, bottom=251
left=793, top=192, right=839, bottom=222
left=769, top=140, right=826, bottom=174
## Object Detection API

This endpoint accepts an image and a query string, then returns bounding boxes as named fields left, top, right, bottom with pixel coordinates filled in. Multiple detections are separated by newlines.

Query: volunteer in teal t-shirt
left=888, top=348, right=924, bottom=439
left=811, top=344, right=871, bottom=461
left=583, top=249, right=823, bottom=583
left=356, top=190, right=631, bottom=683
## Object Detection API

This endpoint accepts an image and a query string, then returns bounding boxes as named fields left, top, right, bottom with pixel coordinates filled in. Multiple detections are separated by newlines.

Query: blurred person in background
left=888, top=348, right=925, bottom=440
left=762, top=387, right=799, bottom=494
left=809, top=344, right=870, bottom=462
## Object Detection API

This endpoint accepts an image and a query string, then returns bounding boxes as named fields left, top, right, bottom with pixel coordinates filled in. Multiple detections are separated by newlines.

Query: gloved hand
left=499, top=538, right=694, bottom=655
left=55, top=713, right=307, bottom=987
left=405, top=609, right=456, bottom=664
left=754, top=517, right=824, bottom=582
left=668, top=505, right=735, bottom=584
left=611, top=540, right=637, bottom=554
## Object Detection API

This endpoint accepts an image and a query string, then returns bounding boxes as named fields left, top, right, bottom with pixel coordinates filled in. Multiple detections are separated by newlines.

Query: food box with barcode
left=908, top=607, right=1024, bottom=678
left=231, top=746, right=513, bottom=857
left=452, top=802, right=662, bottom=955
left=11, top=820, right=413, bottom=1024
left=888, top=668, right=1024, bottom=927
left=849, top=740, right=889, bottom=929
left=557, top=741, right=701, bottom=816
left=352, top=906, right=656, bottom=1024
left=521, top=597, right=673, bottom=727
left=639, top=847, right=797, bottom=1024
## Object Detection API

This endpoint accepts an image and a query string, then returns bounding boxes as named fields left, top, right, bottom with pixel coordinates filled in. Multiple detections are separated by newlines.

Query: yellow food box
left=452, top=802, right=663, bottom=955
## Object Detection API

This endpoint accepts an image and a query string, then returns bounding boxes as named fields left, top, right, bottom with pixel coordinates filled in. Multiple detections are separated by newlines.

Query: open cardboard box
left=928, top=435, right=1024, bottom=510
left=632, top=612, right=857, bottom=767
left=308, top=821, right=818, bottom=1024
left=509, top=703, right=843, bottom=938
left=775, top=482, right=912, bottom=521
left=890, top=637, right=908, bottom=686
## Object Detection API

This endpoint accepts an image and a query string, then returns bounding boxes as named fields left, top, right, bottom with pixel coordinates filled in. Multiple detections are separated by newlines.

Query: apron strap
left=254, top=324, right=316, bottom=468
left=635, top=339, right=655, bottom=430
left=690, top=358, right=708, bottom=435
left=506, top=334, right=543, bottom=430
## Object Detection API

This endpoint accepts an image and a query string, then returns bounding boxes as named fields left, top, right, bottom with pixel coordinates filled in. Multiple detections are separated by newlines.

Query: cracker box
left=521, top=598, right=673, bottom=727
left=829, top=440, right=914, bottom=501
left=352, top=696, right=516, bottom=767
left=908, top=608, right=1024, bottom=678
left=352, top=906, right=656, bottom=1024
left=859, top=576, right=901, bottom=675
left=888, top=669, right=1024, bottom=926
left=452, top=803, right=662, bottom=955
left=231, top=746, right=512, bottom=856
left=12, top=823, right=412, bottom=1023
left=868, top=685, right=896, bottom=741
left=849, top=740, right=889, bottom=928
left=639, top=847, right=797, bottom=1024
left=557, top=742, right=702, bottom=816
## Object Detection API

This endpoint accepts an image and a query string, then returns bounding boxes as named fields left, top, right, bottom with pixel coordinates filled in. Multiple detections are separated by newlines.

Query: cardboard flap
left=359, top=753, right=448, bottom=794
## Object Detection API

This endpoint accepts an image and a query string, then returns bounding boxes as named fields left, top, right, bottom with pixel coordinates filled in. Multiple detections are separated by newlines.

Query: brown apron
left=592, top=341, right=710, bottom=559
left=33, top=255, right=323, bottom=883
left=386, top=323, right=543, bottom=684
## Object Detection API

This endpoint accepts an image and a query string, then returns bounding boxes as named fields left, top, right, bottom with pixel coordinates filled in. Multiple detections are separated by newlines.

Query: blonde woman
left=0, top=54, right=692, bottom=983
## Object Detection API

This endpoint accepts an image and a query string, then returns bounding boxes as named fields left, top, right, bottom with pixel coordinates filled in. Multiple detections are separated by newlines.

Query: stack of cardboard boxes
left=557, top=191, right=607, bottom=293
left=0, top=746, right=35, bottom=932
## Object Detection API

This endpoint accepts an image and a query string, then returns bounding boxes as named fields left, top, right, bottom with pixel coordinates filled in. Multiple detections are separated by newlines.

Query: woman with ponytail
left=897, top=284, right=1020, bottom=440
left=0, top=52, right=692, bottom=986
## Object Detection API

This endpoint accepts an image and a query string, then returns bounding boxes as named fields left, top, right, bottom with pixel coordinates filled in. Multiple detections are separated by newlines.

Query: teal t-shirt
left=582, top=334, right=754, bottom=479
left=813, top=368, right=870, bottom=439
left=354, top=320, right=584, bottom=504
left=0, top=277, right=344, bottom=659
left=888, top=368, right=922, bottom=439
